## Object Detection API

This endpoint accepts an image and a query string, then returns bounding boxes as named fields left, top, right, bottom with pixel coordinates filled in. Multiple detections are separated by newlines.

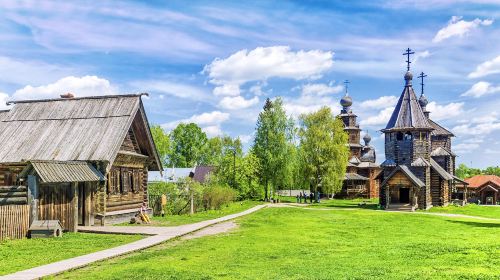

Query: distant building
left=465, top=175, right=500, bottom=205
left=378, top=49, right=468, bottom=210
left=337, top=86, right=381, bottom=199
left=147, top=165, right=215, bottom=185
left=148, top=168, right=194, bottom=184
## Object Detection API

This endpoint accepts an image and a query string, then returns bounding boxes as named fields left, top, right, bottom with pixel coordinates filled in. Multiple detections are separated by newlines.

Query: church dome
left=363, top=132, right=372, bottom=145
left=340, top=94, right=353, bottom=108
left=404, top=71, right=413, bottom=81
left=419, top=93, right=428, bottom=108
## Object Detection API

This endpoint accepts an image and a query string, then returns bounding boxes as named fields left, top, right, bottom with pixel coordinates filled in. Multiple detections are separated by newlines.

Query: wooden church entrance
left=399, top=188, right=410, bottom=203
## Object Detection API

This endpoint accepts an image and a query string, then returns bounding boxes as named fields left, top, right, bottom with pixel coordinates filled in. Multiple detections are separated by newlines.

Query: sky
left=0, top=0, right=499, bottom=168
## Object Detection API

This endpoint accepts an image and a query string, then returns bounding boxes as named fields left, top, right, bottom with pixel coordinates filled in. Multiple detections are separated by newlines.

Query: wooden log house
left=0, top=94, right=162, bottom=235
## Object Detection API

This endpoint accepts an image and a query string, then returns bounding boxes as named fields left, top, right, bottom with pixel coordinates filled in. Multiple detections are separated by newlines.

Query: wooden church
left=378, top=49, right=468, bottom=210
left=337, top=84, right=381, bottom=199
left=0, top=93, right=162, bottom=235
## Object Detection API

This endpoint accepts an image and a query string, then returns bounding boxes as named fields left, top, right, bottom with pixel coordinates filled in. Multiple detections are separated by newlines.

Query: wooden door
left=38, top=183, right=75, bottom=231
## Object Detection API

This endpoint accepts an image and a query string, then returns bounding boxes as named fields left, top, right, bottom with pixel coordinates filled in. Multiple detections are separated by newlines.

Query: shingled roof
left=0, top=94, right=161, bottom=171
left=428, top=119, right=454, bottom=136
left=383, top=75, right=432, bottom=132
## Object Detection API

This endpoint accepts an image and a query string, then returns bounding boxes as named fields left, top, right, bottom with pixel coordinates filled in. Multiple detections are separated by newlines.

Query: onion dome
left=340, top=93, right=353, bottom=108
left=419, top=93, right=428, bottom=108
left=363, top=132, right=371, bottom=145
left=404, top=71, right=413, bottom=85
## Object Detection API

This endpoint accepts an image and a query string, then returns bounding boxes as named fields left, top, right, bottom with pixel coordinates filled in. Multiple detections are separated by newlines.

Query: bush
left=202, top=185, right=237, bottom=210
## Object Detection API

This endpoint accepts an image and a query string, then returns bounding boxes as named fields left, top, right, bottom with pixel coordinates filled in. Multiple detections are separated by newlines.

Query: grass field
left=57, top=205, right=500, bottom=279
left=146, top=200, right=263, bottom=226
left=426, top=204, right=500, bottom=219
left=0, top=233, right=143, bottom=276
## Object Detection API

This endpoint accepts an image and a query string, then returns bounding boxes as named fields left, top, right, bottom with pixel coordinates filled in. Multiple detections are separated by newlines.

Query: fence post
left=27, top=175, right=38, bottom=225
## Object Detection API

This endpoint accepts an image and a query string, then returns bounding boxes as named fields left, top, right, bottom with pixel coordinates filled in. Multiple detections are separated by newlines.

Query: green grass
left=57, top=206, right=500, bottom=279
left=145, top=200, right=262, bottom=227
left=426, top=204, right=500, bottom=219
left=0, top=232, right=143, bottom=276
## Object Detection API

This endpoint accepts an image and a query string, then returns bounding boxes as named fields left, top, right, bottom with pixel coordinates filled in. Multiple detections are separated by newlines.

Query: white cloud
left=238, top=134, right=253, bottom=144
left=468, top=55, right=500, bottom=78
left=213, top=84, right=240, bottom=96
left=461, top=81, right=500, bottom=98
left=202, top=125, right=223, bottom=137
left=162, top=110, right=230, bottom=130
left=452, top=112, right=500, bottom=136
left=284, top=94, right=341, bottom=119
left=130, top=80, right=211, bottom=102
left=0, top=92, right=10, bottom=110
left=301, top=82, right=343, bottom=96
left=425, top=101, right=464, bottom=120
left=360, top=107, right=395, bottom=126
left=359, top=96, right=399, bottom=109
left=12, top=75, right=117, bottom=100
left=433, top=16, right=493, bottom=43
left=162, top=110, right=230, bottom=137
left=204, top=46, right=334, bottom=108
left=204, top=46, right=334, bottom=87
left=219, top=96, right=259, bottom=110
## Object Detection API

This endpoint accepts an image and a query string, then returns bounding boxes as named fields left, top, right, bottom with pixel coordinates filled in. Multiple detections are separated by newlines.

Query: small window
left=396, top=132, right=404, bottom=141
left=404, top=132, right=412, bottom=141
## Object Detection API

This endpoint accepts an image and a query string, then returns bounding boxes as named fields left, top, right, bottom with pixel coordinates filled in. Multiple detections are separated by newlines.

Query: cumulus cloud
left=452, top=112, right=500, bottom=136
left=204, top=46, right=334, bottom=110
left=219, top=96, right=259, bottom=110
left=461, top=81, right=500, bottom=98
left=162, top=110, right=230, bottom=137
left=453, top=143, right=480, bottom=153
left=468, top=55, right=500, bottom=78
left=360, top=107, right=395, bottom=126
left=238, top=134, right=253, bottom=144
left=0, top=92, right=10, bottom=110
left=426, top=101, right=464, bottom=120
left=433, top=16, right=493, bottom=43
left=284, top=94, right=341, bottom=119
left=359, top=96, right=399, bottom=109
left=12, top=75, right=117, bottom=100
left=301, top=82, right=343, bottom=96
left=204, top=46, right=334, bottom=87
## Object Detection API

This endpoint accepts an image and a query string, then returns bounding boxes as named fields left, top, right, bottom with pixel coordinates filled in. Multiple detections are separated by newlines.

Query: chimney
left=60, top=92, right=75, bottom=99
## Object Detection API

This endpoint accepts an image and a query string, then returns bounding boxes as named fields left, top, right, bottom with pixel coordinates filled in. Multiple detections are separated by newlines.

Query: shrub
left=202, top=185, right=237, bottom=210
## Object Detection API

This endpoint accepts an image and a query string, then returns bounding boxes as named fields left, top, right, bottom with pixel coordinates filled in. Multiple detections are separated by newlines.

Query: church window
left=396, top=132, right=403, bottom=141
left=404, top=132, right=412, bottom=141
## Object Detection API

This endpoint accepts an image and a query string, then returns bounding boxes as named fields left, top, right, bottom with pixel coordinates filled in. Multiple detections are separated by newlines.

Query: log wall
left=0, top=204, right=29, bottom=241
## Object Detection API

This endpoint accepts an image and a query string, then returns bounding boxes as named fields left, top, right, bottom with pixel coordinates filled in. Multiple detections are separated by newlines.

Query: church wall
left=431, top=136, right=451, bottom=151
left=412, top=132, right=430, bottom=161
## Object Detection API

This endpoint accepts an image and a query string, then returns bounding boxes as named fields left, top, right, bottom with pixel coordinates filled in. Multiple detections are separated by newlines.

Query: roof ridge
left=6, top=93, right=148, bottom=105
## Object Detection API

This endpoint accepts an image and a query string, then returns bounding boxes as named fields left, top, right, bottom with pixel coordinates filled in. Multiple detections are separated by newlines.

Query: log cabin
left=0, top=93, right=162, bottom=233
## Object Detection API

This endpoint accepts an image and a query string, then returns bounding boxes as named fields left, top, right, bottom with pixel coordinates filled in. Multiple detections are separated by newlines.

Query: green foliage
left=298, top=107, right=349, bottom=194
left=169, top=123, right=208, bottom=168
left=253, top=97, right=293, bottom=199
left=150, top=125, right=171, bottom=166
left=202, top=185, right=237, bottom=210
left=456, top=163, right=500, bottom=179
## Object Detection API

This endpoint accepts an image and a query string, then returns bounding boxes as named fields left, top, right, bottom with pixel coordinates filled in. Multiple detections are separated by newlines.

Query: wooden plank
left=0, top=204, right=29, bottom=241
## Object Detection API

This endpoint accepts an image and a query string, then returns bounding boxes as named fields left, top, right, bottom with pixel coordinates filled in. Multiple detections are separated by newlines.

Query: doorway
left=78, top=182, right=85, bottom=225
left=399, top=188, right=410, bottom=203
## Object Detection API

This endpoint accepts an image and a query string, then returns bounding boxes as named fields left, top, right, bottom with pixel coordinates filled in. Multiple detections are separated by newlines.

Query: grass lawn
left=57, top=206, right=500, bottom=279
left=145, top=200, right=263, bottom=227
left=426, top=204, right=500, bottom=219
left=0, top=232, right=142, bottom=276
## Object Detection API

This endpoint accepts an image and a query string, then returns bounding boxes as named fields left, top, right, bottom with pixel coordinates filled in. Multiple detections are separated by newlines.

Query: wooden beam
left=71, top=182, right=78, bottom=232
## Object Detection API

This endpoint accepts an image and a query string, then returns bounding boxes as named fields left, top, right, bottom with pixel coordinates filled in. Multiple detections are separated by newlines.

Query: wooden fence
left=0, top=204, right=30, bottom=241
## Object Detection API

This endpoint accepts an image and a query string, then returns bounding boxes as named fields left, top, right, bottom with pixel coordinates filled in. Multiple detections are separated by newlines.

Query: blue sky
left=0, top=0, right=499, bottom=168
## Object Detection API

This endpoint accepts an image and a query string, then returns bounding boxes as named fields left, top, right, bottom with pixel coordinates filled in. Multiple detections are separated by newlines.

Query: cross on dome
left=403, top=48, right=415, bottom=71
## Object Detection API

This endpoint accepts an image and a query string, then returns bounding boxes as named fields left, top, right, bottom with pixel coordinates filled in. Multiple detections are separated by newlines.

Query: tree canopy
left=169, top=123, right=208, bottom=168
left=298, top=107, right=349, bottom=195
